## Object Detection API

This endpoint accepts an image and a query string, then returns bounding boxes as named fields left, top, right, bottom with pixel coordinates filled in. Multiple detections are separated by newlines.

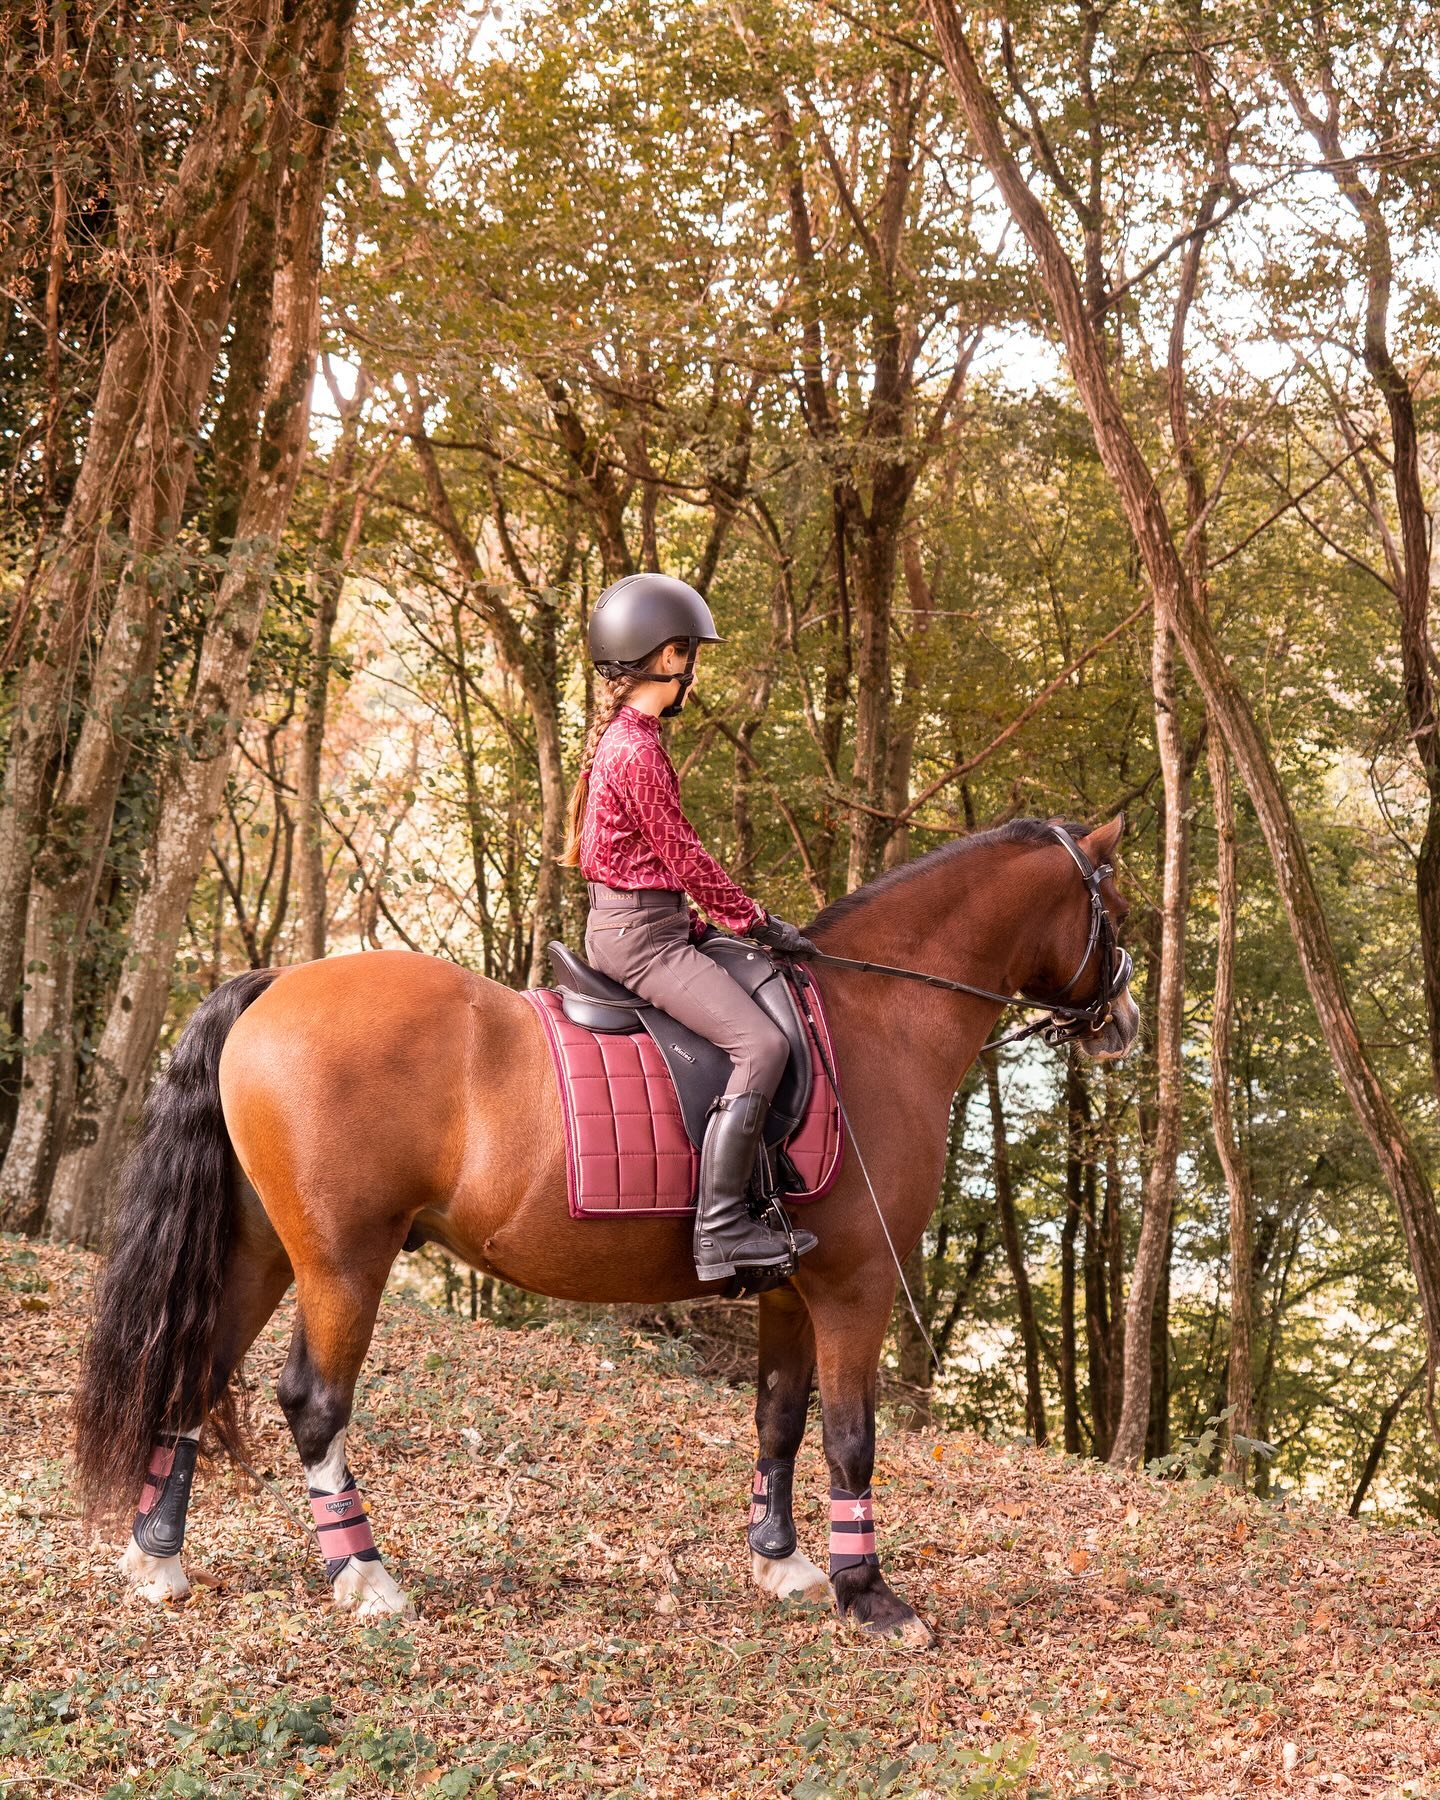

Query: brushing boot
left=693, top=1092, right=818, bottom=1282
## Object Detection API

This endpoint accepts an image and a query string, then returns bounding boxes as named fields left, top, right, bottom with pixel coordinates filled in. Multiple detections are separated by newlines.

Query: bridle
left=796, top=825, right=1133, bottom=1055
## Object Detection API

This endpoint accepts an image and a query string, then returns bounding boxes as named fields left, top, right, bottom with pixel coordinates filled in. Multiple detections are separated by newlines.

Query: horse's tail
left=73, top=967, right=282, bottom=1523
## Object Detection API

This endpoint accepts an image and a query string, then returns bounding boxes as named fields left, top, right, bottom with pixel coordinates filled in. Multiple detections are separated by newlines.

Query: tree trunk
left=845, top=514, right=900, bottom=889
left=44, top=0, right=357, bottom=1244
left=1082, top=1171, right=1115, bottom=1455
left=985, top=1055, right=1047, bottom=1445
left=1210, top=732, right=1255, bottom=1479
left=408, top=409, right=565, bottom=985
left=1085, top=1078, right=1126, bottom=1458
left=1272, top=58, right=1440, bottom=1109
left=892, top=1240, right=933, bottom=1429
left=1146, top=1223, right=1172, bottom=1461
left=1349, top=1366, right=1424, bottom=1518
left=295, top=537, right=343, bottom=965
left=539, top=376, right=634, bottom=583
left=881, top=536, right=937, bottom=873
left=930, top=0, right=1440, bottom=1424
left=0, top=1, right=281, bottom=1031
left=0, top=8, right=286, bottom=1229
left=0, top=144, right=273, bottom=1232
left=295, top=368, right=376, bottom=962
left=1109, top=618, right=1189, bottom=1464
left=1061, top=1052, right=1087, bottom=1453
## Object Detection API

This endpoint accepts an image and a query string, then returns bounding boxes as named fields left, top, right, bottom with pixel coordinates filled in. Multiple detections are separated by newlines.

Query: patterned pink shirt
left=579, top=706, right=765, bottom=935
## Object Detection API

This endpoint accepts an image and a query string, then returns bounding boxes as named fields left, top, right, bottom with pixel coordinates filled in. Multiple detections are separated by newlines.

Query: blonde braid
left=562, top=672, right=644, bottom=867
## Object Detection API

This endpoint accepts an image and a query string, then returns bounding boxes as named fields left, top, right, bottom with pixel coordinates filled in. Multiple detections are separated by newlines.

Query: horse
left=74, top=813, right=1138, bottom=1645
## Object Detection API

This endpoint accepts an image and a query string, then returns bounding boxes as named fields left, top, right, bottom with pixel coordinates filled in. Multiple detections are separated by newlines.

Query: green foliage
left=1145, top=1408, right=1278, bottom=1488
left=779, top=1725, right=1034, bottom=1797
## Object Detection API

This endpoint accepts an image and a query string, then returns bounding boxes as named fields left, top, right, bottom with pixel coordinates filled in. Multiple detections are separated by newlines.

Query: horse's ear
left=1080, top=814, right=1124, bottom=863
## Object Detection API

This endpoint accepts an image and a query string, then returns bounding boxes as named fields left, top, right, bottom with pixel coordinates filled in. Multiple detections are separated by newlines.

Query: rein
left=800, top=825, right=1132, bottom=1055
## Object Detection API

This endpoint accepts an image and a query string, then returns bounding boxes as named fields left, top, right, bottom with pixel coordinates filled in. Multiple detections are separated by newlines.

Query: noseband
left=798, top=825, right=1132, bottom=1053
left=1038, top=828, right=1134, bottom=1046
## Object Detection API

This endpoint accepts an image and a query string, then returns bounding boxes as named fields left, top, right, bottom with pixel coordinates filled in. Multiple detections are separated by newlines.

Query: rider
left=563, top=572, right=819, bottom=1284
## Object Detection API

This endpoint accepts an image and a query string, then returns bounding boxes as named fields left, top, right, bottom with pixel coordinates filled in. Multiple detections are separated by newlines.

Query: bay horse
left=74, top=814, right=1137, bottom=1645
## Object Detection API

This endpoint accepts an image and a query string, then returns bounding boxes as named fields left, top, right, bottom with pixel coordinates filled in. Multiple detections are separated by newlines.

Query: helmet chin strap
left=659, top=649, right=696, bottom=717
left=596, top=637, right=698, bottom=717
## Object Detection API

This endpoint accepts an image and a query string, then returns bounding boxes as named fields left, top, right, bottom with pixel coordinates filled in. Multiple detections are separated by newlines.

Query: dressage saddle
left=545, top=936, right=814, bottom=1152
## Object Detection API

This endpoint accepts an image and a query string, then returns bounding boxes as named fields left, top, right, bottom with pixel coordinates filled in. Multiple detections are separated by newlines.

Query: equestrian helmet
left=587, top=573, right=721, bottom=669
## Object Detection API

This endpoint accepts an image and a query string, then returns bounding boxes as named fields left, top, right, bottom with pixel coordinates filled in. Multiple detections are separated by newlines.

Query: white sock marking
left=750, top=1548, right=831, bottom=1602
left=121, top=1536, right=190, bottom=1603
left=332, top=1557, right=412, bottom=1619
left=302, top=1427, right=411, bottom=1616
left=120, top=1427, right=201, bottom=1604
left=302, top=1428, right=349, bottom=1495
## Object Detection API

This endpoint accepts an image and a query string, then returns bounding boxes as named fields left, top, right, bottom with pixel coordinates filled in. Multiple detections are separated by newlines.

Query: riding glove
left=748, top=911, right=817, bottom=958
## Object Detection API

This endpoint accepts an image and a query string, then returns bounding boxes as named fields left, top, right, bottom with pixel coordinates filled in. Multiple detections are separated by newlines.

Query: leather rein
left=795, top=826, right=1133, bottom=1055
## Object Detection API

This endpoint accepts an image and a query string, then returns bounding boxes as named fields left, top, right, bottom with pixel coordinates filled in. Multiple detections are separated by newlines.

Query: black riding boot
left=693, top=1092, right=818, bottom=1282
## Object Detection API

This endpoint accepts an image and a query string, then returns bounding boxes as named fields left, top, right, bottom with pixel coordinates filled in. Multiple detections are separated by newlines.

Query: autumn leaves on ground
left=3, top=1239, right=1439, bottom=1800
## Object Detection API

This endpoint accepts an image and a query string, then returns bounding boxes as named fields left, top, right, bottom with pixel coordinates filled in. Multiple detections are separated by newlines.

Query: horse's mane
left=805, top=815, right=1093, bottom=935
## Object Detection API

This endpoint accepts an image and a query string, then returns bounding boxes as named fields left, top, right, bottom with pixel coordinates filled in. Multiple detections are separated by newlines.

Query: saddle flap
left=696, top=938, right=813, bottom=1136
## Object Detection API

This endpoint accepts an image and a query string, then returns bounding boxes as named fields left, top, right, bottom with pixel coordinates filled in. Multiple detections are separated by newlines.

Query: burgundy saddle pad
left=522, top=973, right=844, bottom=1219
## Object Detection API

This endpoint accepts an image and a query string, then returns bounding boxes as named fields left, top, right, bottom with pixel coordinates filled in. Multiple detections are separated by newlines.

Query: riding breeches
left=583, top=887, right=789, bottom=1100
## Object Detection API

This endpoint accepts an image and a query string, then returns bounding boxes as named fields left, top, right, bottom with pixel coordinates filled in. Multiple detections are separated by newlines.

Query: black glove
left=748, top=911, right=817, bottom=958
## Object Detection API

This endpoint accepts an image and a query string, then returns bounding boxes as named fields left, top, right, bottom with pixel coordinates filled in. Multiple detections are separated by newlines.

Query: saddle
left=522, top=939, right=843, bottom=1221
left=545, top=936, right=813, bottom=1148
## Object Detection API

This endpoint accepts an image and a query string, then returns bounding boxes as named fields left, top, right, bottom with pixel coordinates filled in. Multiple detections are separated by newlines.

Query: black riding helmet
left=588, top=573, right=721, bottom=717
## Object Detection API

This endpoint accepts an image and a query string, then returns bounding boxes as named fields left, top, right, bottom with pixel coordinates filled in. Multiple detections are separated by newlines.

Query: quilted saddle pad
left=523, top=974, right=844, bottom=1219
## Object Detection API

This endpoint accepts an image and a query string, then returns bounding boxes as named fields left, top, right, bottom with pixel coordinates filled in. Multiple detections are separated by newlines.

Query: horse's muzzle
left=1079, top=985, right=1141, bottom=1062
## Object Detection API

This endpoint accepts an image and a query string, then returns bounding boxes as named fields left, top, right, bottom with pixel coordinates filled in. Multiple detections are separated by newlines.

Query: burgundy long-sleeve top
left=579, top=705, right=764, bottom=935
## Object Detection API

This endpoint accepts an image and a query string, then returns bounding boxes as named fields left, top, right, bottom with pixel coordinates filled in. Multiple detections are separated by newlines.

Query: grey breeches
left=583, top=888, right=789, bottom=1100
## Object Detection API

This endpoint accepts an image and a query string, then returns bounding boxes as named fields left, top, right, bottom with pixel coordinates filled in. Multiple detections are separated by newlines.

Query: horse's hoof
left=120, top=1537, right=191, bottom=1604
left=333, top=1558, right=413, bottom=1619
left=843, top=1605, right=935, bottom=1648
left=353, top=1589, right=414, bottom=1621
left=751, top=1548, right=831, bottom=1603
left=892, top=1611, right=936, bottom=1649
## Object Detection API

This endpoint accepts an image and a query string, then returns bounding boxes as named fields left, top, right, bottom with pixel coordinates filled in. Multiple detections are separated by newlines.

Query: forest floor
left=3, top=1238, right=1440, bottom=1799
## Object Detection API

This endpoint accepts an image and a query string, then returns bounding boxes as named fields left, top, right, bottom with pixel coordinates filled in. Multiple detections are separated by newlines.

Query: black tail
left=73, top=968, right=281, bottom=1522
